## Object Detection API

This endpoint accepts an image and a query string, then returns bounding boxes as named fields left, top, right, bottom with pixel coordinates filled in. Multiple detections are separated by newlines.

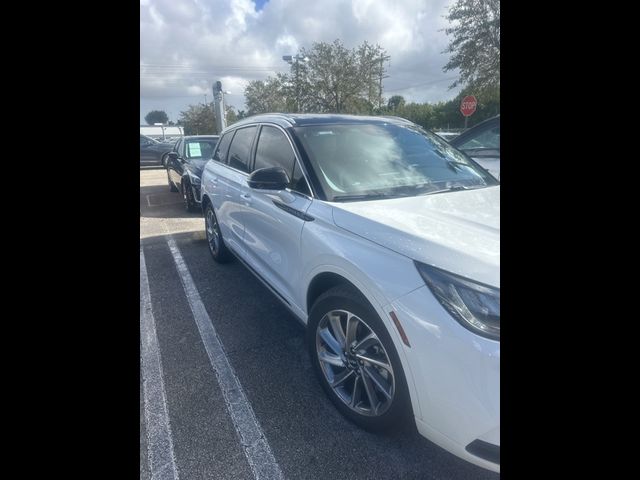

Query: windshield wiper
left=421, top=184, right=485, bottom=196
left=332, top=192, right=393, bottom=202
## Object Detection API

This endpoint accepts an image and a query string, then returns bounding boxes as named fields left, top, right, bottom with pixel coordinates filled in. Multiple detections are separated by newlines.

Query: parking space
left=140, top=168, right=499, bottom=479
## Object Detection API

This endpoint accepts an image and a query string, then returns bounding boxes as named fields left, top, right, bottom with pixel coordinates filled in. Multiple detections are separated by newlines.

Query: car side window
left=227, top=127, right=257, bottom=173
left=175, top=139, right=183, bottom=156
left=458, top=126, right=500, bottom=151
left=213, top=132, right=234, bottom=164
left=140, top=136, right=150, bottom=146
left=254, top=126, right=309, bottom=195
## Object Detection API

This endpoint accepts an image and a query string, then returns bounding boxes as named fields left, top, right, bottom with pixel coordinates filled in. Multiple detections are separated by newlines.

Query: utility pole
left=213, top=81, right=226, bottom=134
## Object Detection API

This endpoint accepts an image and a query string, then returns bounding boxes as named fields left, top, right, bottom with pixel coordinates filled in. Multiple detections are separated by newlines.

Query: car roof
left=225, top=113, right=417, bottom=130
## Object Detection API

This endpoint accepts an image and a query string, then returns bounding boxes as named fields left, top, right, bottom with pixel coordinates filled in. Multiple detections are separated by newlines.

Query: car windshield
left=294, top=123, right=498, bottom=201
left=185, top=139, right=218, bottom=160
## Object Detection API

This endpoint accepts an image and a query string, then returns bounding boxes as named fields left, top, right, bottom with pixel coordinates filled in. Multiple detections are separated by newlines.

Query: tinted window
left=294, top=123, right=497, bottom=201
left=213, top=132, right=234, bottom=164
left=291, top=162, right=311, bottom=196
left=254, top=126, right=309, bottom=194
left=185, top=139, right=218, bottom=160
left=174, top=139, right=183, bottom=155
left=458, top=126, right=500, bottom=151
left=254, top=126, right=296, bottom=175
left=227, top=127, right=257, bottom=173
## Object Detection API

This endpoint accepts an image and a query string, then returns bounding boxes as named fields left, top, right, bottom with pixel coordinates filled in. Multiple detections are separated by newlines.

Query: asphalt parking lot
left=140, top=166, right=500, bottom=480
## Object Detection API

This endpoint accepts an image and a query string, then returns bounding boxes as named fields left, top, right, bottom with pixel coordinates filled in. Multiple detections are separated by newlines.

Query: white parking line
left=166, top=237, right=285, bottom=480
left=140, top=246, right=180, bottom=480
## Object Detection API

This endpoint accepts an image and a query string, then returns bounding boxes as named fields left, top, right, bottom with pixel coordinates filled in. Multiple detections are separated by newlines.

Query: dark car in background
left=450, top=115, right=500, bottom=180
left=167, top=135, right=219, bottom=211
left=140, top=135, right=176, bottom=167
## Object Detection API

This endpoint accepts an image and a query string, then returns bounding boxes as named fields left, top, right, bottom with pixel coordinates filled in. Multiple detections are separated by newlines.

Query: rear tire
left=307, top=285, right=412, bottom=432
left=204, top=203, right=232, bottom=263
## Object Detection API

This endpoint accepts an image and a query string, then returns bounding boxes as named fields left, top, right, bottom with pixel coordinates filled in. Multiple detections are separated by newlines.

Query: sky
left=140, top=0, right=461, bottom=124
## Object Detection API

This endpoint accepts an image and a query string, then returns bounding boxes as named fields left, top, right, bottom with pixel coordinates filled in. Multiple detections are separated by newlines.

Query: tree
left=242, top=40, right=389, bottom=115
left=442, top=0, right=500, bottom=94
left=298, top=40, right=388, bottom=114
left=225, top=105, right=241, bottom=126
left=244, top=73, right=292, bottom=115
left=387, top=95, right=406, bottom=112
left=144, top=110, right=169, bottom=125
left=178, top=103, right=217, bottom=135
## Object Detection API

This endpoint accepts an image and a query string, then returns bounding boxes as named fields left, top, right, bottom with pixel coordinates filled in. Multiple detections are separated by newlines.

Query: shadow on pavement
left=140, top=185, right=203, bottom=219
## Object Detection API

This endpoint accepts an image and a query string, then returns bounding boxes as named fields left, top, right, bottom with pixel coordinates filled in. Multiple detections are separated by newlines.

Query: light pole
left=283, top=54, right=309, bottom=113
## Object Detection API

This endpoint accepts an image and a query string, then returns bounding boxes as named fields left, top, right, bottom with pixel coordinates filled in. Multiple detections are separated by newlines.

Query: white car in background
left=450, top=115, right=500, bottom=180
left=200, top=114, right=500, bottom=472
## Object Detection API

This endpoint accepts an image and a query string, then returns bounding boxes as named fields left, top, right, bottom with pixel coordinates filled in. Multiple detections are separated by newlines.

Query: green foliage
left=442, top=0, right=500, bottom=95
left=144, top=110, right=169, bottom=125
left=243, top=40, right=388, bottom=115
left=387, top=95, right=406, bottom=111
left=244, top=73, right=292, bottom=115
left=177, top=103, right=217, bottom=135
left=378, top=85, right=499, bottom=130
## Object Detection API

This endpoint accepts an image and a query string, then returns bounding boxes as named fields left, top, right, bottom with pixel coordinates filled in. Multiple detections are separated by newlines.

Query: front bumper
left=390, top=285, right=500, bottom=472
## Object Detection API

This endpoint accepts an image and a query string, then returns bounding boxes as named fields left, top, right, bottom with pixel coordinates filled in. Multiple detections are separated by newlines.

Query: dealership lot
left=140, top=167, right=499, bottom=479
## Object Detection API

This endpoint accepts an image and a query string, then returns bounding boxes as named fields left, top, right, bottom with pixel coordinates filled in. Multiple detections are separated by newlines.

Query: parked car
left=200, top=114, right=500, bottom=472
left=167, top=135, right=219, bottom=211
left=434, top=131, right=459, bottom=141
left=140, top=135, right=175, bottom=167
left=450, top=115, right=500, bottom=180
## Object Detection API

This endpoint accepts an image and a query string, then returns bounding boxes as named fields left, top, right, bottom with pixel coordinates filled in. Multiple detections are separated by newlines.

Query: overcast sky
left=140, top=0, right=460, bottom=124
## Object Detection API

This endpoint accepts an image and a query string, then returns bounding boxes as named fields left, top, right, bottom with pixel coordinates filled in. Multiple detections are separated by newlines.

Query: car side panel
left=202, top=161, right=247, bottom=256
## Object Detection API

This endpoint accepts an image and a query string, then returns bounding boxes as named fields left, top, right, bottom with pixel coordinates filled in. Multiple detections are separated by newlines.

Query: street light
left=283, top=54, right=309, bottom=113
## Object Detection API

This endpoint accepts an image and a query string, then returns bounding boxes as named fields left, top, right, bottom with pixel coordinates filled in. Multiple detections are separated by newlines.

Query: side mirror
left=168, top=152, right=178, bottom=161
left=247, top=167, right=290, bottom=191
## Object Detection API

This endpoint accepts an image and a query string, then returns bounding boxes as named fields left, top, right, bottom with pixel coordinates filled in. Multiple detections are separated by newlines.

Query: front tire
left=307, top=285, right=412, bottom=431
left=204, top=203, right=232, bottom=263
left=183, top=180, right=198, bottom=212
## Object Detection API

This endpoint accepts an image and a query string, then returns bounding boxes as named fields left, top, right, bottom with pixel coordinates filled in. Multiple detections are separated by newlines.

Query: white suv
left=201, top=114, right=500, bottom=472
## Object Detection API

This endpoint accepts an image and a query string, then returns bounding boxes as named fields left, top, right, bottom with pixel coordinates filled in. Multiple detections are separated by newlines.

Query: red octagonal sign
left=460, top=95, right=477, bottom=117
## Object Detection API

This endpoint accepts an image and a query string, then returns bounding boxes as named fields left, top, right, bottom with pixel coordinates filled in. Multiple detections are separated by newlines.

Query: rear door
left=240, top=125, right=313, bottom=306
left=215, top=126, right=258, bottom=256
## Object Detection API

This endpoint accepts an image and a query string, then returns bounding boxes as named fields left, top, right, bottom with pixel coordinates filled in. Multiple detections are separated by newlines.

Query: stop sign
left=460, top=95, right=477, bottom=117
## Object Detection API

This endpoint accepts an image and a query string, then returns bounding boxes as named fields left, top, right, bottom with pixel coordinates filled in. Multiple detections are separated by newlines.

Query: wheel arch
left=303, top=264, right=423, bottom=420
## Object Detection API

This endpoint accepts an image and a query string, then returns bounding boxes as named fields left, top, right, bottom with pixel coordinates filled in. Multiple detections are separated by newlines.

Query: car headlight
left=414, top=261, right=500, bottom=340
left=188, top=173, right=201, bottom=185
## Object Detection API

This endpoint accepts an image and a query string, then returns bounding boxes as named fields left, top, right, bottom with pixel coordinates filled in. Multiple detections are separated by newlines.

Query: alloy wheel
left=316, top=310, right=395, bottom=416
left=205, top=208, right=220, bottom=255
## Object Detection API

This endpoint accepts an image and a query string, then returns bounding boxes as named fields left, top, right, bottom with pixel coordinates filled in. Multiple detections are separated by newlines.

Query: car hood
left=330, top=186, right=500, bottom=287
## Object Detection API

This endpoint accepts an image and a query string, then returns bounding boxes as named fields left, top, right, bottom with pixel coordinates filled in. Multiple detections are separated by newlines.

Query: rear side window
left=227, top=126, right=257, bottom=173
left=213, top=132, right=233, bottom=164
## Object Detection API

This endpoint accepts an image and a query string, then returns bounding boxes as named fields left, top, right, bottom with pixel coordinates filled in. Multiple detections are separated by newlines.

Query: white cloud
left=140, top=0, right=461, bottom=122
